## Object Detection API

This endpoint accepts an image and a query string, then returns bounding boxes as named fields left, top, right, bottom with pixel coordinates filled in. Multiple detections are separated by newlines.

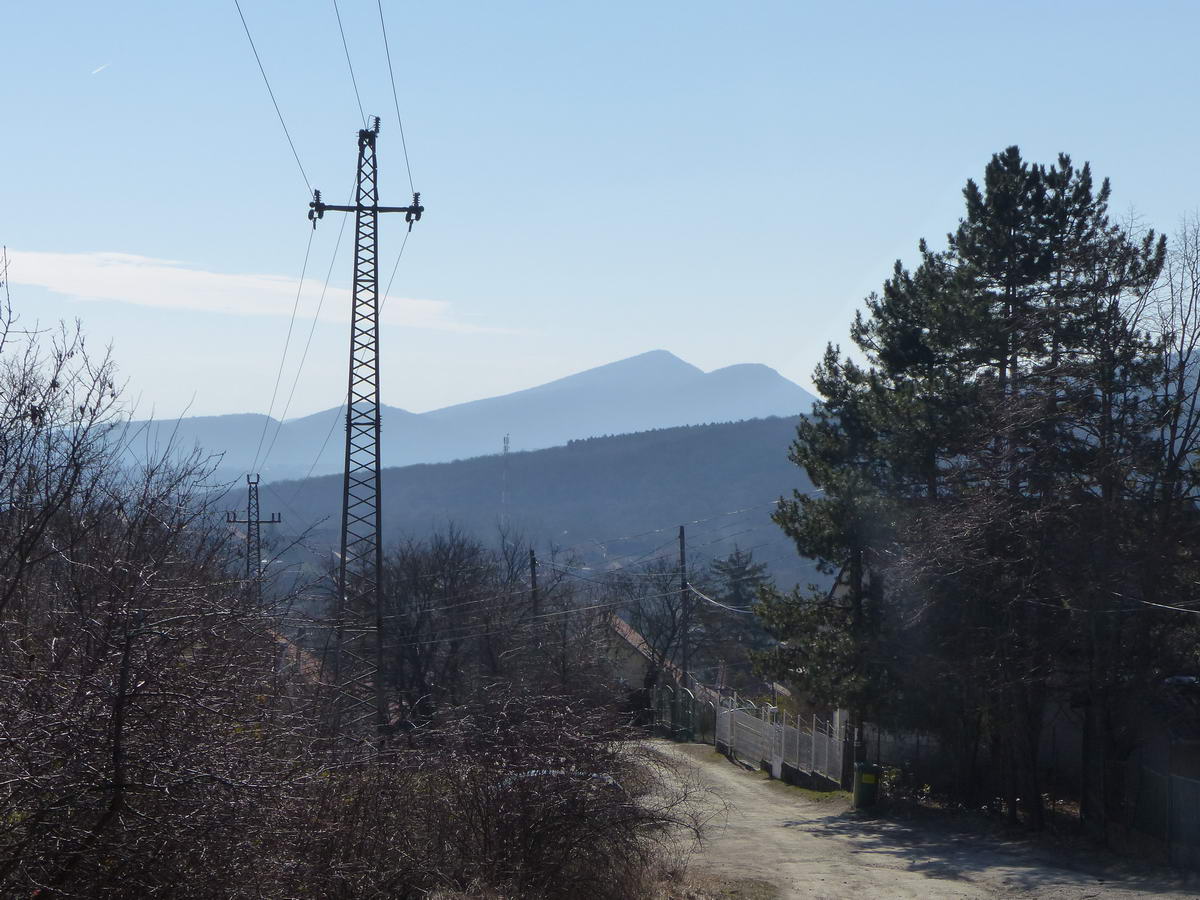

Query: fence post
left=811, top=714, right=817, bottom=773
left=1167, top=770, right=1173, bottom=862
left=1167, top=737, right=1174, bottom=862
left=777, top=720, right=787, bottom=782
left=795, top=714, right=801, bottom=769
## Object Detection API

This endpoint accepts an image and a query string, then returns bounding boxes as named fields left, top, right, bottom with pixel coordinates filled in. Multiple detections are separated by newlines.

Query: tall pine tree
left=759, top=147, right=1183, bottom=829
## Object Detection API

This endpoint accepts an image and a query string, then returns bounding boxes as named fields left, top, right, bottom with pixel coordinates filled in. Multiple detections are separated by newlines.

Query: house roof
left=607, top=615, right=791, bottom=707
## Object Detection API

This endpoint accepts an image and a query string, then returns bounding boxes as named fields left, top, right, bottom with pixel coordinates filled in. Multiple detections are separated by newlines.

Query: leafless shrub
left=261, top=690, right=708, bottom=899
left=0, top=293, right=704, bottom=897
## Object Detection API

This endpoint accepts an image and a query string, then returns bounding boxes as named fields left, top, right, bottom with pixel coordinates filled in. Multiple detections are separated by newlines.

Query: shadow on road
left=784, top=806, right=1189, bottom=896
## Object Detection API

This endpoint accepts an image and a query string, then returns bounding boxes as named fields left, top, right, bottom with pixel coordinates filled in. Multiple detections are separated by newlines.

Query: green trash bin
left=852, top=761, right=881, bottom=809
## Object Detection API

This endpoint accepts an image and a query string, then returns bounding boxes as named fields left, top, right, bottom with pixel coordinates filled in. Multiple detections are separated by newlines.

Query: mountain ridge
left=130, top=350, right=816, bottom=481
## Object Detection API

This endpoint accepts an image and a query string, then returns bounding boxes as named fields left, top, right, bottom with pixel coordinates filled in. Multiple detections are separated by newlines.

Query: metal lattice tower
left=308, top=117, right=422, bottom=734
left=226, top=474, right=281, bottom=605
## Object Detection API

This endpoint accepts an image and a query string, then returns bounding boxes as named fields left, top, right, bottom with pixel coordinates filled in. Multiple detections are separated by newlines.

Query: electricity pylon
left=226, top=474, right=281, bottom=605
left=308, top=116, right=422, bottom=736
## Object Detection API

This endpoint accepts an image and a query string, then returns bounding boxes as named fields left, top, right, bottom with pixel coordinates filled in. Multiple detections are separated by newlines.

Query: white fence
left=716, top=704, right=845, bottom=784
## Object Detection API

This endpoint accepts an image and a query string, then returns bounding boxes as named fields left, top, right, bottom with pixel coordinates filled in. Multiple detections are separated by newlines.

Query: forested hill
left=263, top=415, right=819, bottom=586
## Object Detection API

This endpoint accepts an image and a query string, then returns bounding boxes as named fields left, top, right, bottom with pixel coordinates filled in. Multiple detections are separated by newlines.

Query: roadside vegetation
left=0, top=290, right=707, bottom=898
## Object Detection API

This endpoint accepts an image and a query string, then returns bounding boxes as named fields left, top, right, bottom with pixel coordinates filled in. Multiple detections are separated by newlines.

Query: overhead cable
left=376, top=0, right=416, bottom=193
left=232, top=0, right=312, bottom=192
left=688, top=582, right=756, bottom=615
left=260, top=187, right=353, bottom=472
left=252, top=227, right=315, bottom=473
left=332, top=0, right=367, bottom=128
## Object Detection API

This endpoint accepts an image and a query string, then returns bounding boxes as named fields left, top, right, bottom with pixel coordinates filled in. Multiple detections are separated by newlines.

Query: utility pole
left=501, top=433, right=510, bottom=532
left=679, top=524, right=688, bottom=690
left=308, top=116, right=423, bottom=737
left=226, top=474, right=281, bottom=605
left=530, top=548, right=538, bottom=615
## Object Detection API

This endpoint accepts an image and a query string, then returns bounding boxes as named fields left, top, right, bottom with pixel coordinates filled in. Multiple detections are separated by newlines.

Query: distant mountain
left=129, top=351, right=817, bottom=482
left=262, top=415, right=821, bottom=588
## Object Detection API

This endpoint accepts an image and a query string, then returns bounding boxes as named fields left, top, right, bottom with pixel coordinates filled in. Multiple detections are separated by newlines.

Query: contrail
left=90, top=63, right=109, bottom=75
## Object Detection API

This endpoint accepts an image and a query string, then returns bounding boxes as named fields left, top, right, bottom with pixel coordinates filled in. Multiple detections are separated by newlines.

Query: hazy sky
left=3, top=1, right=1199, bottom=419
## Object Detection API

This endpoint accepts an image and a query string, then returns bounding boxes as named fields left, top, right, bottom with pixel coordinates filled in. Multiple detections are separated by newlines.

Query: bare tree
left=0, top=283, right=704, bottom=897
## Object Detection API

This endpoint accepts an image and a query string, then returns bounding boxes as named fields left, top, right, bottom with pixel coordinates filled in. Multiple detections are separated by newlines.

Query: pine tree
left=760, top=146, right=1183, bottom=829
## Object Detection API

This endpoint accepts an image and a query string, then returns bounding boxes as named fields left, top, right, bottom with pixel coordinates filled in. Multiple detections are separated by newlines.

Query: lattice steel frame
left=309, top=120, right=422, bottom=736
left=336, top=125, right=384, bottom=732
left=226, top=474, right=280, bottom=606
left=248, top=475, right=262, bottom=585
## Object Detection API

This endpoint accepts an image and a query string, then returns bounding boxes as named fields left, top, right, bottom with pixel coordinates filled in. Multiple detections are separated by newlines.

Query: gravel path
left=662, top=742, right=1196, bottom=900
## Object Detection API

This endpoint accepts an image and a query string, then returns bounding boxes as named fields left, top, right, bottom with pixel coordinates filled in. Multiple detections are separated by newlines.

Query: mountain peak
left=529, top=349, right=702, bottom=394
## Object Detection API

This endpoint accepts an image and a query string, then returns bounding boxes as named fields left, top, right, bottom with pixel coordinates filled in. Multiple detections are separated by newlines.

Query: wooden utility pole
left=530, top=548, right=539, bottom=615
left=679, top=524, right=688, bottom=689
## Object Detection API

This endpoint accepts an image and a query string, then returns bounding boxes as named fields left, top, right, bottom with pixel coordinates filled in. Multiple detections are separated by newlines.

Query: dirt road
left=662, top=743, right=1196, bottom=900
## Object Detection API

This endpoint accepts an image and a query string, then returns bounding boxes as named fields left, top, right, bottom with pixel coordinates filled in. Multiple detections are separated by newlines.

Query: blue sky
left=3, top=1, right=1199, bottom=419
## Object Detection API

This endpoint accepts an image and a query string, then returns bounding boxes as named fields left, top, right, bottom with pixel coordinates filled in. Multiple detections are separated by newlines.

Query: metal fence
left=655, top=677, right=1200, bottom=868
left=1171, top=773, right=1200, bottom=867
left=1121, top=764, right=1200, bottom=867
left=708, top=702, right=845, bottom=784
left=652, top=677, right=946, bottom=789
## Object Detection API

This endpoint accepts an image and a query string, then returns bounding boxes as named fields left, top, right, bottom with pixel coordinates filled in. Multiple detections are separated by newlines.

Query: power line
left=284, top=583, right=670, bottom=651
left=376, top=0, right=415, bottom=193
left=232, top=0, right=312, bottom=192
left=377, top=586, right=685, bottom=651
left=332, top=0, right=367, bottom=128
left=259, top=189, right=353, bottom=472
left=1132, top=597, right=1200, bottom=616
left=380, top=229, right=410, bottom=314
left=548, top=500, right=785, bottom=562
left=690, top=527, right=757, bottom=552
left=293, top=402, right=345, bottom=489
left=546, top=529, right=755, bottom=578
left=542, top=561, right=655, bottom=585
left=543, top=494, right=814, bottom=568
left=285, top=566, right=686, bottom=646
left=279, top=583, right=541, bottom=630
left=281, top=175, right=412, bottom=491
left=390, top=583, right=539, bottom=619
left=251, top=227, right=315, bottom=473
left=688, top=582, right=756, bottom=615
left=283, top=225, right=408, bottom=501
